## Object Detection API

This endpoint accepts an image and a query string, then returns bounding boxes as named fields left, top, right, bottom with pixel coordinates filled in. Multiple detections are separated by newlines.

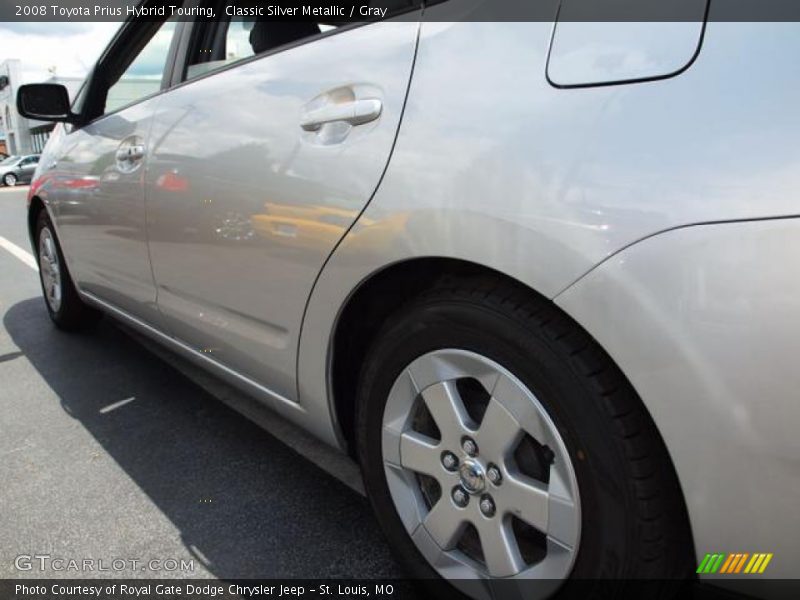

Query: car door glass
left=105, top=20, right=179, bottom=114
left=182, top=0, right=422, bottom=82
left=185, top=17, right=327, bottom=81
left=225, top=18, right=256, bottom=62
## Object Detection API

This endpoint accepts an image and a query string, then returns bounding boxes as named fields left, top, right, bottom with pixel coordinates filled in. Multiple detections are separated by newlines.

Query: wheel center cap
left=459, top=459, right=485, bottom=493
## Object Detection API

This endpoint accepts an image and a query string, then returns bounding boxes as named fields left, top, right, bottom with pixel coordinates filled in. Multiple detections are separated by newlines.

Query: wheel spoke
left=490, top=374, right=555, bottom=447
left=476, top=518, right=525, bottom=577
left=421, top=381, right=472, bottom=443
left=545, top=494, right=579, bottom=550
left=499, top=474, right=549, bottom=534
left=423, top=498, right=467, bottom=550
left=399, top=430, right=442, bottom=479
left=476, top=397, right=523, bottom=459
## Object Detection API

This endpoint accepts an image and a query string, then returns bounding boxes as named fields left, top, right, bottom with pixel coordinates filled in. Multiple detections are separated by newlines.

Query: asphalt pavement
left=0, top=185, right=406, bottom=581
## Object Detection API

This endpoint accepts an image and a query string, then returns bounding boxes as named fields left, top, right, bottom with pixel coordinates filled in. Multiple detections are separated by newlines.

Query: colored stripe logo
left=697, top=553, right=773, bottom=574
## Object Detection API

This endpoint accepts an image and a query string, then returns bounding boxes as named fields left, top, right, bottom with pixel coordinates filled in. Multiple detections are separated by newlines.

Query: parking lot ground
left=0, top=186, right=406, bottom=580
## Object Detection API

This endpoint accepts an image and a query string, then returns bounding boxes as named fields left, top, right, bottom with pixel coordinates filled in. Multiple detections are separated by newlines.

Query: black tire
left=356, top=275, right=694, bottom=597
left=35, top=210, right=101, bottom=331
left=3, top=173, right=16, bottom=187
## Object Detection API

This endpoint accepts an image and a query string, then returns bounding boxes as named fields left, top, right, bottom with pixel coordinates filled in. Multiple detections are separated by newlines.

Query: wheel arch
left=328, top=256, right=678, bottom=478
left=330, top=258, right=518, bottom=454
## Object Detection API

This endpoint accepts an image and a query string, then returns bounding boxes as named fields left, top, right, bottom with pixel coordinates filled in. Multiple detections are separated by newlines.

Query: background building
left=0, top=59, right=31, bottom=156
left=0, top=59, right=82, bottom=156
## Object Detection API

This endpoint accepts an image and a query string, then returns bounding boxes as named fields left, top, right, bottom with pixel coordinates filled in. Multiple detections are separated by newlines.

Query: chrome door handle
left=300, top=98, right=383, bottom=132
left=115, top=137, right=146, bottom=173
left=116, top=144, right=146, bottom=161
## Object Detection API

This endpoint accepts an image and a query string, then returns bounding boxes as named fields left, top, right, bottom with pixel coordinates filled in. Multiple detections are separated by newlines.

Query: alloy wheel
left=39, top=227, right=63, bottom=313
left=382, top=349, right=580, bottom=596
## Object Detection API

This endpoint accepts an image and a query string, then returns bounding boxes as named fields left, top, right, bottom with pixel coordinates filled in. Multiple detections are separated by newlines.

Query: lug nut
left=452, top=486, right=469, bottom=508
left=479, top=494, right=496, bottom=517
left=487, top=464, right=502, bottom=486
left=441, top=451, right=459, bottom=471
left=462, top=437, right=478, bottom=457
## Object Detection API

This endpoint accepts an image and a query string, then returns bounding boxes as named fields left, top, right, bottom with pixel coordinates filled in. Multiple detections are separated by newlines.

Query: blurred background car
left=0, top=153, right=39, bottom=186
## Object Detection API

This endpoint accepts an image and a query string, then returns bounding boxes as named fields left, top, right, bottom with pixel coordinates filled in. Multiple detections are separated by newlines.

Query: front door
left=47, top=18, right=181, bottom=322
left=145, top=14, right=420, bottom=402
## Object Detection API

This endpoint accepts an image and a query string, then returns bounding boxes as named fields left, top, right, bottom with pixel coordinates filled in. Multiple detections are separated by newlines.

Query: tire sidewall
left=3, top=173, right=15, bottom=187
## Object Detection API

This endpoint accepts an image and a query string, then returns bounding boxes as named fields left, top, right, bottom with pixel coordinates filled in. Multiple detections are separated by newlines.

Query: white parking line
left=99, top=396, right=137, bottom=414
left=0, top=236, right=38, bottom=271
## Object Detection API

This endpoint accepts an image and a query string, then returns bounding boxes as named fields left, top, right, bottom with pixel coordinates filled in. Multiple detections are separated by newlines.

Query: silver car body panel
left=298, top=20, right=800, bottom=574
left=556, top=219, right=800, bottom=580
left=80, top=289, right=305, bottom=419
left=30, top=14, right=800, bottom=580
left=44, top=100, right=163, bottom=324
left=144, top=21, right=419, bottom=406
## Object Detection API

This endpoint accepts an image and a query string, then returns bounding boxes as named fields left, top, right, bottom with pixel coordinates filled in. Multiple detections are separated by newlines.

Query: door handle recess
left=300, top=98, right=382, bottom=132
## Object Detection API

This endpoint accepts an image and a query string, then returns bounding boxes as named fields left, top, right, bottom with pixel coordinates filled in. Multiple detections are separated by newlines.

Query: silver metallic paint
left=299, top=21, right=800, bottom=575
left=556, top=219, right=800, bottom=579
left=144, top=21, right=419, bottom=406
left=43, top=101, right=163, bottom=325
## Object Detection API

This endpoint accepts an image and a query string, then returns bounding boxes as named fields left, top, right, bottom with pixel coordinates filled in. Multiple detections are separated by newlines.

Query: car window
left=105, top=20, right=179, bottom=114
left=184, top=17, right=329, bottom=81
left=182, top=1, right=419, bottom=82
left=20, top=157, right=38, bottom=166
left=224, top=18, right=257, bottom=63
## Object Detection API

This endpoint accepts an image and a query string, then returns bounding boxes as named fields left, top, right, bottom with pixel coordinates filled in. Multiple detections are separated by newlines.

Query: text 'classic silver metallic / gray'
left=17, top=0, right=800, bottom=597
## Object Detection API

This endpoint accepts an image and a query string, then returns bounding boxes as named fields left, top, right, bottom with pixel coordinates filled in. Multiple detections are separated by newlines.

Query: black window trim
left=71, top=2, right=190, bottom=130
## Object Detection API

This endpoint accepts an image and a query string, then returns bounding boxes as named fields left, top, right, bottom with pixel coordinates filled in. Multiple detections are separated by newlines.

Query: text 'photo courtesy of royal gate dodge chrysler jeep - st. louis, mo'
left=11, top=0, right=800, bottom=598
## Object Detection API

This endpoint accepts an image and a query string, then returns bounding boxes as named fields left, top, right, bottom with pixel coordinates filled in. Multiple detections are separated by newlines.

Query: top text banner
left=2, top=0, right=800, bottom=22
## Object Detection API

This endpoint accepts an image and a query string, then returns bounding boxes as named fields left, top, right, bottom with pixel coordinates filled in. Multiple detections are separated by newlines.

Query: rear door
left=145, top=9, right=420, bottom=401
left=46, top=15, right=183, bottom=321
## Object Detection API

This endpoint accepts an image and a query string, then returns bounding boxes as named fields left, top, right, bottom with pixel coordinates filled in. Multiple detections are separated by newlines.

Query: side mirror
left=17, top=83, right=76, bottom=123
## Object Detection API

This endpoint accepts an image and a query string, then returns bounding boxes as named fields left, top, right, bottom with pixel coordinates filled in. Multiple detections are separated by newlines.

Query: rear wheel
left=3, top=173, right=17, bottom=187
left=35, top=210, right=101, bottom=330
left=357, top=276, right=694, bottom=598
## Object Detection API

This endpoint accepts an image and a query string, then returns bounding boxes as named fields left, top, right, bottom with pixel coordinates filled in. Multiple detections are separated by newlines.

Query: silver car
left=0, top=154, right=40, bottom=187
left=16, top=4, right=799, bottom=597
